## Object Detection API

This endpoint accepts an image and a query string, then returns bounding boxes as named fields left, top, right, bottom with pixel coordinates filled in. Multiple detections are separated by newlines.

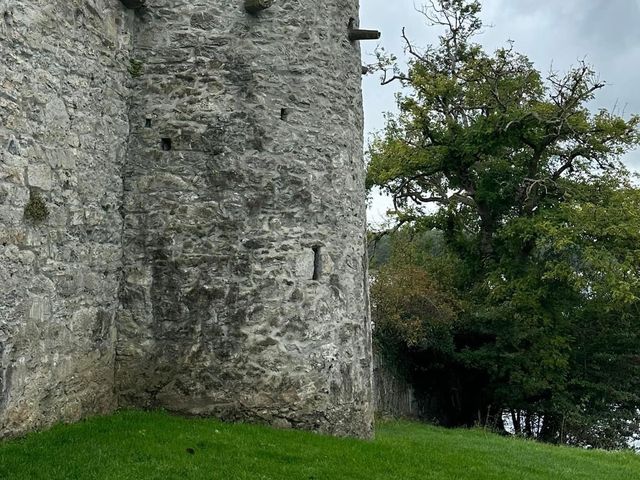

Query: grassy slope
left=0, top=411, right=638, bottom=480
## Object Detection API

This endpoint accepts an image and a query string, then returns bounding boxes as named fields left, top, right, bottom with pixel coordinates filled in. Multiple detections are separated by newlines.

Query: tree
left=367, top=0, right=640, bottom=448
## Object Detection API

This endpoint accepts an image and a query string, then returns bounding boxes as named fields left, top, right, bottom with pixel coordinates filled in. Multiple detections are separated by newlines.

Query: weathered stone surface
left=0, top=0, right=132, bottom=438
left=1, top=0, right=373, bottom=439
left=117, top=0, right=373, bottom=439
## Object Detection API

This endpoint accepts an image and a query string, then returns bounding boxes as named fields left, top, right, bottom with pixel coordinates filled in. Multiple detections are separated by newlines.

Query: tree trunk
left=539, top=414, right=560, bottom=444
left=476, top=201, right=496, bottom=263
left=511, top=409, right=521, bottom=435
left=524, top=412, right=533, bottom=437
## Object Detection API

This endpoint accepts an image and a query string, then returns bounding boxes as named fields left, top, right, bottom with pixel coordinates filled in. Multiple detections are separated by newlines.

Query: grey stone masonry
left=1, top=0, right=373, bottom=439
left=0, top=0, right=133, bottom=437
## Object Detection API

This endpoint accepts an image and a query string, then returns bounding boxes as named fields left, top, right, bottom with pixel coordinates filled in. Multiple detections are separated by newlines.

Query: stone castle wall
left=0, top=0, right=373, bottom=438
left=0, top=0, right=133, bottom=437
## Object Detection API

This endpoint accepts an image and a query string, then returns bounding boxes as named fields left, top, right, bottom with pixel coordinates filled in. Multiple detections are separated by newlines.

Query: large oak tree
left=368, top=0, right=640, bottom=448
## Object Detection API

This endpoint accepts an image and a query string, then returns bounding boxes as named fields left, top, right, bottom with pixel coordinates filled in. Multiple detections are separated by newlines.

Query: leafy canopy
left=367, top=0, right=640, bottom=448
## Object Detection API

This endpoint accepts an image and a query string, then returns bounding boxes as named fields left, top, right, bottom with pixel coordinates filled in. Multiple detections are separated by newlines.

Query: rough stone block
left=26, top=165, right=52, bottom=191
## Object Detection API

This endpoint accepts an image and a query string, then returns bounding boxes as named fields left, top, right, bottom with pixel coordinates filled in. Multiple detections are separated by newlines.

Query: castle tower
left=116, top=0, right=373, bottom=437
left=0, top=0, right=373, bottom=439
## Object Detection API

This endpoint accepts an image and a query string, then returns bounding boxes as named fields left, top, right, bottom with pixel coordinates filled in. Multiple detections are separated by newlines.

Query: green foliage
left=128, top=59, right=144, bottom=78
left=1, top=411, right=640, bottom=479
left=23, top=190, right=48, bottom=223
left=368, top=0, right=640, bottom=448
left=372, top=249, right=459, bottom=350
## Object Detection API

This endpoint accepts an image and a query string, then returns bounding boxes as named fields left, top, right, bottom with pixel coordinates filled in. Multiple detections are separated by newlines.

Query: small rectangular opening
left=280, top=108, right=289, bottom=121
left=161, top=138, right=172, bottom=151
left=120, top=0, right=146, bottom=9
left=145, top=118, right=152, bottom=128
left=312, top=246, right=322, bottom=280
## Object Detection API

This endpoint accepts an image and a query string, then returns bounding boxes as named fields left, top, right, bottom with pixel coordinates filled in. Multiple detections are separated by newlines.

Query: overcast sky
left=360, top=0, right=640, bottom=226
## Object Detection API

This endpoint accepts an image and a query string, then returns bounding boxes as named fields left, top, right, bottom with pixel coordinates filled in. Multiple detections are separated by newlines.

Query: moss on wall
left=23, top=190, right=49, bottom=223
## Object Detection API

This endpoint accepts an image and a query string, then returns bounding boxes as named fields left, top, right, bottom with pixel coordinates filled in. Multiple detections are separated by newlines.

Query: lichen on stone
left=23, top=190, right=49, bottom=223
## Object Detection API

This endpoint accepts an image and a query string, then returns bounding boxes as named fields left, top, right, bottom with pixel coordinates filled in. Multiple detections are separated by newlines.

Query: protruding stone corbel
left=245, top=0, right=274, bottom=14
left=120, top=0, right=146, bottom=9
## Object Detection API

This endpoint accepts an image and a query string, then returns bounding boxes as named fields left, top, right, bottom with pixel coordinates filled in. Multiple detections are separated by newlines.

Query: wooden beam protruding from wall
left=349, top=29, right=381, bottom=41
left=347, top=17, right=381, bottom=42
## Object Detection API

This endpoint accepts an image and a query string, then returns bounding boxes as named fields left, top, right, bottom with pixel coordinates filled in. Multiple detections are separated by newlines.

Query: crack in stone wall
left=1, top=0, right=373, bottom=439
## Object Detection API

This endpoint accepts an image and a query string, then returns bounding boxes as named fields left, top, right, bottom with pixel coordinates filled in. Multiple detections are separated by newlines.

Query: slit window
left=145, top=118, right=152, bottom=128
left=312, top=246, right=322, bottom=280
left=280, top=108, right=289, bottom=121
left=161, top=138, right=172, bottom=151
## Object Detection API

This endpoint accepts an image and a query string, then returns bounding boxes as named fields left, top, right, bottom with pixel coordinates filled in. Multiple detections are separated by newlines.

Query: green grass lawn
left=0, top=411, right=638, bottom=479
